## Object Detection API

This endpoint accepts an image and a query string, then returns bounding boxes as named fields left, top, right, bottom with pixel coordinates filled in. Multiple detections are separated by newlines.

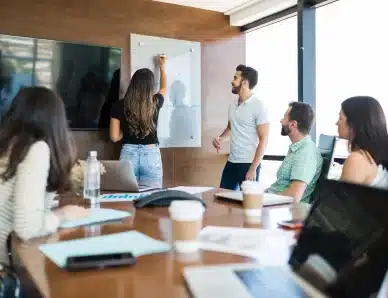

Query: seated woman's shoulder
left=347, top=150, right=373, bottom=165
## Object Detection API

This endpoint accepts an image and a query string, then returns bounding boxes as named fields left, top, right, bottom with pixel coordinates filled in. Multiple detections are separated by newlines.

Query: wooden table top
left=14, top=189, right=296, bottom=298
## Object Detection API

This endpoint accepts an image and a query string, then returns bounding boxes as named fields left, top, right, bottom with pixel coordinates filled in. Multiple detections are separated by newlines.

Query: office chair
left=318, top=134, right=339, bottom=179
left=308, top=134, right=339, bottom=203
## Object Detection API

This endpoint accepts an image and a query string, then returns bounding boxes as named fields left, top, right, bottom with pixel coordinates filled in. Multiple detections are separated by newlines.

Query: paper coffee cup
left=169, top=201, right=204, bottom=253
left=241, top=181, right=263, bottom=223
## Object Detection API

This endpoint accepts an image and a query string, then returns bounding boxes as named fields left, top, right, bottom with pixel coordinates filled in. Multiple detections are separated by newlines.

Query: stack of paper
left=39, top=231, right=171, bottom=268
left=198, top=226, right=296, bottom=265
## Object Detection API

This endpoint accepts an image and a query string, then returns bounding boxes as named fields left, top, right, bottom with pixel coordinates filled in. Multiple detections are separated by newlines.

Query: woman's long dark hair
left=123, top=68, right=157, bottom=138
left=341, top=96, right=388, bottom=165
left=0, top=87, right=76, bottom=192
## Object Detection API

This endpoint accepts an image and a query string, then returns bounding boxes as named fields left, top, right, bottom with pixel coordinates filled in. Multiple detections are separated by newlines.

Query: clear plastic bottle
left=83, top=151, right=100, bottom=206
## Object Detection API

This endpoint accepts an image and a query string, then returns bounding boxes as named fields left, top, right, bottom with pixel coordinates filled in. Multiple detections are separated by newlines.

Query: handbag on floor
left=0, top=263, right=20, bottom=298
left=0, top=234, right=20, bottom=298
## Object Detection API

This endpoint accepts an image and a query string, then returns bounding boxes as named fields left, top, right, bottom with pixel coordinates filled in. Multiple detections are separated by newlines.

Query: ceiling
left=153, top=0, right=297, bottom=26
left=153, top=0, right=260, bottom=14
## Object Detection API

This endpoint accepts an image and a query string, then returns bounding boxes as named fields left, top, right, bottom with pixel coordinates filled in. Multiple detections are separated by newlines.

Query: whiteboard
left=130, top=33, right=201, bottom=148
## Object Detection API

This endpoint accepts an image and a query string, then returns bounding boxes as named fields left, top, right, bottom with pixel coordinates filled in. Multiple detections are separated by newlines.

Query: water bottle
left=83, top=151, right=100, bottom=207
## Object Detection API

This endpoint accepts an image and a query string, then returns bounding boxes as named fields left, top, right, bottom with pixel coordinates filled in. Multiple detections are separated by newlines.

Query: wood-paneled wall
left=0, top=0, right=245, bottom=186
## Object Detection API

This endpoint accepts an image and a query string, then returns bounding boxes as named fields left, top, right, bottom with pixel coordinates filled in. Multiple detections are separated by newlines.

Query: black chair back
left=308, top=134, right=339, bottom=203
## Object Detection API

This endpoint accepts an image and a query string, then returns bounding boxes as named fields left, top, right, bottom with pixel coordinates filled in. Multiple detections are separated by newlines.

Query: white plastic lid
left=241, top=181, right=263, bottom=194
left=169, top=200, right=204, bottom=221
left=89, top=151, right=97, bottom=157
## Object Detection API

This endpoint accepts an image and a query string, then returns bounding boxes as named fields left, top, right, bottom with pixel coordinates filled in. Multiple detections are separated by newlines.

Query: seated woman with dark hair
left=0, top=87, right=89, bottom=265
left=336, top=96, right=388, bottom=187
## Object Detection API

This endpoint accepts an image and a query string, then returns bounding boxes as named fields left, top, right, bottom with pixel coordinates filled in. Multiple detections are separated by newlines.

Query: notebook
left=39, top=230, right=171, bottom=268
left=59, top=208, right=131, bottom=229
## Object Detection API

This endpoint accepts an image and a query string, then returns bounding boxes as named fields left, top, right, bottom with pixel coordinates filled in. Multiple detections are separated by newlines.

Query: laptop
left=100, top=160, right=161, bottom=192
left=215, top=191, right=293, bottom=206
left=185, top=179, right=388, bottom=298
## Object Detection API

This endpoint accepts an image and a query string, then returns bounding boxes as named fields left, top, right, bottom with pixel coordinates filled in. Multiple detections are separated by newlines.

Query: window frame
left=0, top=37, right=54, bottom=88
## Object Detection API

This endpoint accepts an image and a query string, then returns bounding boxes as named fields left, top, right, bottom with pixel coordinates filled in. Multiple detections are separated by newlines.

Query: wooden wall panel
left=0, top=0, right=245, bottom=186
left=175, top=35, right=246, bottom=186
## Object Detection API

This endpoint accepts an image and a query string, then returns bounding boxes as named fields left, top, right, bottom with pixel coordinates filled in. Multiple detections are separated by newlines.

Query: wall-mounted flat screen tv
left=0, top=34, right=122, bottom=130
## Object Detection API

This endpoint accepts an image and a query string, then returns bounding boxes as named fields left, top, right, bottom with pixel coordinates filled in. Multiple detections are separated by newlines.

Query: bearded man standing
left=212, top=64, right=269, bottom=190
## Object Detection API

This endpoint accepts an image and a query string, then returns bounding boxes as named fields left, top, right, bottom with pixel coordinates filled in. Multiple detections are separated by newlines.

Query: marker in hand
left=157, top=54, right=166, bottom=66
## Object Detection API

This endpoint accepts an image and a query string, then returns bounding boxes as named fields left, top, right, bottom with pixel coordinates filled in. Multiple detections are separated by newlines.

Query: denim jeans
left=120, top=144, right=163, bottom=188
left=220, top=161, right=261, bottom=191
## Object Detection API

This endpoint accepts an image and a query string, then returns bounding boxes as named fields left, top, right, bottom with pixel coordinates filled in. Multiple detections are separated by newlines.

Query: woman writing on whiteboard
left=110, top=55, right=167, bottom=188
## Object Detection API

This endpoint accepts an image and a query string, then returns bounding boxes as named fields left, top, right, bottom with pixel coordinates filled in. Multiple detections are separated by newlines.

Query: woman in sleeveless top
left=110, top=55, right=167, bottom=188
left=336, top=96, right=388, bottom=188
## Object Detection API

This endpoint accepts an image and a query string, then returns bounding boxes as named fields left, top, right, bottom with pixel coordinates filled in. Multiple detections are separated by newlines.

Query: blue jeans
left=220, top=161, right=261, bottom=190
left=120, top=144, right=163, bottom=188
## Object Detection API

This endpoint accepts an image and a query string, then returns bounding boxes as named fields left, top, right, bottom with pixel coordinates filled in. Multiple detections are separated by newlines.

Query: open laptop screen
left=289, top=179, right=388, bottom=298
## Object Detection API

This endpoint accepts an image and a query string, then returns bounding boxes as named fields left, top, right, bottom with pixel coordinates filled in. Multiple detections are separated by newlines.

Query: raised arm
left=157, top=54, right=167, bottom=96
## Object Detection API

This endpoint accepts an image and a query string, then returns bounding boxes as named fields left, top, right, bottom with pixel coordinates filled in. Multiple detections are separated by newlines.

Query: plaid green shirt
left=268, top=136, right=323, bottom=203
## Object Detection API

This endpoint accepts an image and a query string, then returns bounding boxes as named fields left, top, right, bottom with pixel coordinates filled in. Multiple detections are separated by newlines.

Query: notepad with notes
left=59, top=208, right=131, bottom=229
left=39, top=231, right=171, bottom=268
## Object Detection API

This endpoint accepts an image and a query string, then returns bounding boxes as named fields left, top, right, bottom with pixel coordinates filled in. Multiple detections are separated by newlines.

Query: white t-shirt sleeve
left=254, top=100, right=270, bottom=125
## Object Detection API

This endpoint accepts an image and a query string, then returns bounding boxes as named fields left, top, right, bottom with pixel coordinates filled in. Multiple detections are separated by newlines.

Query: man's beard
left=281, top=124, right=291, bottom=136
left=231, top=84, right=241, bottom=94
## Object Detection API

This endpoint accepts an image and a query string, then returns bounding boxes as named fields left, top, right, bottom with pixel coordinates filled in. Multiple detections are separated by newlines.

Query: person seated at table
left=336, top=96, right=388, bottom=187
left=0, top=87, right=90, bottom=265
left=267, top=102, right=323, bottom=203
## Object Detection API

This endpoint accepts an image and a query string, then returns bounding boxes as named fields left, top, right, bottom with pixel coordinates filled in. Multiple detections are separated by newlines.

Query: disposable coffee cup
left=169, top=200, right=204, bottom=254
left=241, top=181, right=263, bottom=223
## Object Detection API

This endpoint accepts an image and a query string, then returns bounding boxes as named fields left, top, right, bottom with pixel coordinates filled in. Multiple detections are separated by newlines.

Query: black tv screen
left=0, top=34, right=122, bottom=130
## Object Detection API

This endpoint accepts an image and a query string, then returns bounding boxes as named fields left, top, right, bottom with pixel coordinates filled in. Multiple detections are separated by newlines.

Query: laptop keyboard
left=234, top=268, right=309, bottom=298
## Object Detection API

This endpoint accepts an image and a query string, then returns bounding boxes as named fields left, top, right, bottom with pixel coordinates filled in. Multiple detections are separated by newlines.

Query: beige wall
left=0, top=0, right=246, bottom=186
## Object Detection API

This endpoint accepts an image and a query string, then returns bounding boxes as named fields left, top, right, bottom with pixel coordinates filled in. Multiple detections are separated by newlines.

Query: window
left=316, top=0, right=388, bottom=157
left=246, top=16, right=297, bottom=188
left=0, top=35, right=54, bottom=121
left=246, top=16, right=298, bottom=156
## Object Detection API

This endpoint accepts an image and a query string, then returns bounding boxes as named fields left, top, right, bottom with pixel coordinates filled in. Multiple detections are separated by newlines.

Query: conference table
left=14, top=187, right=297, bottom=298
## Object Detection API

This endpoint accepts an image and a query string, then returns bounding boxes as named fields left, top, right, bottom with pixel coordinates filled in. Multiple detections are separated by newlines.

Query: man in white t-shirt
left=212, top=64, right=269, bottom=190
